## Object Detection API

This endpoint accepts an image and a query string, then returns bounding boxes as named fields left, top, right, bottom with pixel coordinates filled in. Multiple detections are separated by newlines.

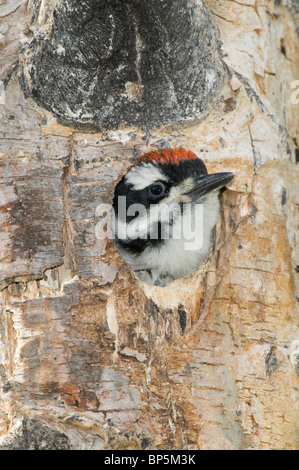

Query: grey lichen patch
left=0, top=418, right=71, bottom=450
left=21, top=0, right=226, bottom=131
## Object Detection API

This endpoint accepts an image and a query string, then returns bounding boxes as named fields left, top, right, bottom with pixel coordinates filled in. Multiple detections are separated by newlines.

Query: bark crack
left=62, top=135, right=78, bottom=277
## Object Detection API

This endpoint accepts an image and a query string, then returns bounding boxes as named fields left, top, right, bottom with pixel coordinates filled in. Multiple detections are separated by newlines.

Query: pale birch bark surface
left=0, top=0, right=299, bottom=450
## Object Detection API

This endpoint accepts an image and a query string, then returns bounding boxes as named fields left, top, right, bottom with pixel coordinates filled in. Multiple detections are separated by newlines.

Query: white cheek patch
left=125, top=163, right=168, bottom=190
left=166, top=178, right=194, bottom=202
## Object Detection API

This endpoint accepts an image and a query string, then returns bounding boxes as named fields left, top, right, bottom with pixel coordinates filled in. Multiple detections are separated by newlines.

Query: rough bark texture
left=0, top=0, right=299, bottom=450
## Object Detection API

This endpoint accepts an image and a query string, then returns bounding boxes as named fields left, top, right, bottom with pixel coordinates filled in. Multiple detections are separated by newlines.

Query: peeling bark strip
left=0, top=0, right=299, bottom=452
left=21, top=0, right=225, bottom=130
left=0, top=159, right=64, bottom=290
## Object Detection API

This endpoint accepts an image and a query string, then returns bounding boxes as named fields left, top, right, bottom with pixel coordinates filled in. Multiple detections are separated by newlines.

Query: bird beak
left=183, top=172, right=234, bottom=198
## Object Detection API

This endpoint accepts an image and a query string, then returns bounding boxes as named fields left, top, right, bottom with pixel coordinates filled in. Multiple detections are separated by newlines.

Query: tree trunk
left=0, top=0, right=299, bottom=450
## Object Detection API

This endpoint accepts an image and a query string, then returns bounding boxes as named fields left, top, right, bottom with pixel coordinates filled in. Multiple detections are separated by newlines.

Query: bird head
left=112, top=148, right=234, bottom=242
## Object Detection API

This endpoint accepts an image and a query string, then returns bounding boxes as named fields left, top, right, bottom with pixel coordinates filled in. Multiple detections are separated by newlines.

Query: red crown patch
left=139, top=148, right=197, bottom=166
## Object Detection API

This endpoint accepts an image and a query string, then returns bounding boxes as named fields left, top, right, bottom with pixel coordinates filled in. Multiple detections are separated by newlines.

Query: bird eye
left=149, top=182, right=165, bottom=198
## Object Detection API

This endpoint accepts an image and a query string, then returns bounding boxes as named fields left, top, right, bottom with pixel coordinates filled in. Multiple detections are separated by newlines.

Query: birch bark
left=0, top=0, right=298, bottom=450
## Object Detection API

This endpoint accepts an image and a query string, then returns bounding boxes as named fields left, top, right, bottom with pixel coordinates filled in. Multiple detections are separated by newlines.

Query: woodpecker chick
left=113, top=148, right=234, bottom=286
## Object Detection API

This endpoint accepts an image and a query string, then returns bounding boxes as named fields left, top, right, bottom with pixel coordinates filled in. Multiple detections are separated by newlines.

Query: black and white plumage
left=112, top=148, right=234, bottom=286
